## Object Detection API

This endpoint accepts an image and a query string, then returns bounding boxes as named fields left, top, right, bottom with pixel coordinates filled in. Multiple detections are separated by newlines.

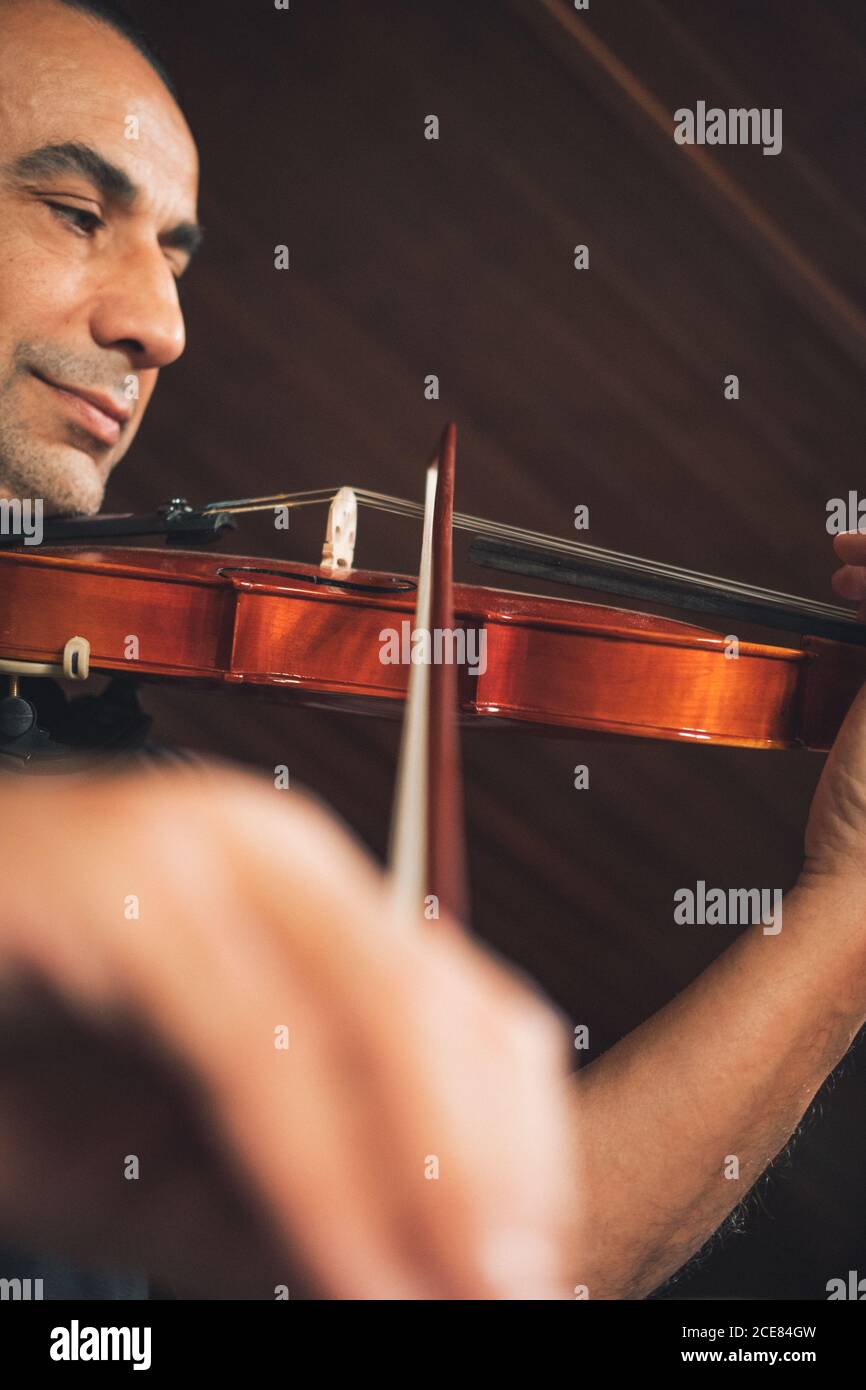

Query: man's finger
left=831, top=563, right=866, bottom=600
left=833, top=531, right=866, bottom=565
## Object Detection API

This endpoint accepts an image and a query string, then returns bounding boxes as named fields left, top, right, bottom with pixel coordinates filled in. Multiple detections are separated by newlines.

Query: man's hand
left=830, top=531, right=866, bottom=610
left=0, top=763, right=575, bottom=1300
left=799, top=531, right=866, bottom=887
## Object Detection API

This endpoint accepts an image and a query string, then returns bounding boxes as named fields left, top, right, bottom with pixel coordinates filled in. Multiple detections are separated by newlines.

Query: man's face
left=0, top=0, right=200, bottom=514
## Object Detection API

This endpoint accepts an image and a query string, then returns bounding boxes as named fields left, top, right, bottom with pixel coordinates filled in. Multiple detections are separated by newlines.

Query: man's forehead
left=0, top=0, right=198, bottom=213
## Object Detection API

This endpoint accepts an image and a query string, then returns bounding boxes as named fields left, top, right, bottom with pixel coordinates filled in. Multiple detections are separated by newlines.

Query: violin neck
left=469, top=537, right=866, bottom=647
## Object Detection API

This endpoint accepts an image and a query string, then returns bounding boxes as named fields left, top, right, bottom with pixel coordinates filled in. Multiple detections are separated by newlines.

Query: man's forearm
left=570, top=878, right=866, bottom=1298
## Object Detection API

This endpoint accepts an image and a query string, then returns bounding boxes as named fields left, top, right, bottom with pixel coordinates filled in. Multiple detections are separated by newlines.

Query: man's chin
left=29, top=441, right=109, bottom=517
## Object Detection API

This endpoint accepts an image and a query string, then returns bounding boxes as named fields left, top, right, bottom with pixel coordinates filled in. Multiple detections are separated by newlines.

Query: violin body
left=1, top=544, right=864, bottom=752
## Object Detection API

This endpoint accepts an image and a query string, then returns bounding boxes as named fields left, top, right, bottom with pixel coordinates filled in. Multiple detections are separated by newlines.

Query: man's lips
left=30, top=370, right=131, bottom=447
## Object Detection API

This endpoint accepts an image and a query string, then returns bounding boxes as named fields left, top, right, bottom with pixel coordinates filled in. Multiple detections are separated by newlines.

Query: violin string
left=353, top=492, right=860, bottom=624
left=203, top=487, right=860, bottom=625
left=206, top=488, right=339, bottom=513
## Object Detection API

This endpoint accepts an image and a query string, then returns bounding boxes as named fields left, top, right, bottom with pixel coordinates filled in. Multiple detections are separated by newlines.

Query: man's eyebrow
left=160, top=220, right=204, bottom=259
left=7, top=141, right=204, bottom=261
left=9, top=141, right=138, bottom=202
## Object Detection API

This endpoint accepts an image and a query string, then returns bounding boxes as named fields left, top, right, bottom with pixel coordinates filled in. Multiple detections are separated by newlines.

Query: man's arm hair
left=568, top=886, right=866, bottom=1299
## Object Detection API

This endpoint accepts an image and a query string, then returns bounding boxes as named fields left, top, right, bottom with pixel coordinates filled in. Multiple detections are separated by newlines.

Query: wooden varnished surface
left=0, top=544, right=821, bottom=747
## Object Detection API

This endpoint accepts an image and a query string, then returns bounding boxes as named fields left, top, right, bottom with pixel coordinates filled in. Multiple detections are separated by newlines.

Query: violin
left=0, top=486, right=861, bottom=750
left=1, top=532, right=864, bottom=747
left=0, top=432, right=865, bottom=766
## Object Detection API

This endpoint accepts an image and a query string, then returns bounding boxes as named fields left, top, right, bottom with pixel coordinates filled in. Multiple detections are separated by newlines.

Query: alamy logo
left=674, top=101, right=782, bottom=156
left=379, top=621, right=487, bottom=676
left=826, top=492, right=866, bottom=534
left=0, top=1276, right=43, bottom=1299
left=827, top=1270, right=866, bottom=1300
left=0, top=497, right=43, bottom=546
left=674, top=880, right=782, bottom=935
left=50, top=1320, right=151, bottom=1371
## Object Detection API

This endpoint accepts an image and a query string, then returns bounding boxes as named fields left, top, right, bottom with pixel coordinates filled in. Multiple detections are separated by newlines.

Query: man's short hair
left=55, top=0, right=177, bottom=98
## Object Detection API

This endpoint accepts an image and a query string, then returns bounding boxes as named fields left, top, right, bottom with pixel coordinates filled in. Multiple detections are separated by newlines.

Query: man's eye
left=45, top=202, right=105, bottom=236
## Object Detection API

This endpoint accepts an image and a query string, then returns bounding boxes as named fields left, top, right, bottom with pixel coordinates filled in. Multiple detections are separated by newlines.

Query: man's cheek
left=0, top=242, right=45, bottom=320
left=0, top=249, right=79, bottom=327
left=29, top=267, right=85, bottom=319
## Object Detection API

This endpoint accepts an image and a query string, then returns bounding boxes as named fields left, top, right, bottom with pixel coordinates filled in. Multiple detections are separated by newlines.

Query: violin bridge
left=320, top=486, right=357, bottom=573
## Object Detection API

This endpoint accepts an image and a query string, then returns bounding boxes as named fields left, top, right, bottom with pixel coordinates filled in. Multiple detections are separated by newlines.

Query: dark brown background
left=112, top=0, right=866, bottom=1298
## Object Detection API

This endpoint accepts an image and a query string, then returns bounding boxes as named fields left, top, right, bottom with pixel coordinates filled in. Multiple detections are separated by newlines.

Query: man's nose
left=89, top=245, right=186, bottom=369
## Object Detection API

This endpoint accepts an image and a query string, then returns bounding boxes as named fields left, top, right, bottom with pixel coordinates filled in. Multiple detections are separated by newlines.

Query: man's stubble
left=0, top=342, right=117, bottom=515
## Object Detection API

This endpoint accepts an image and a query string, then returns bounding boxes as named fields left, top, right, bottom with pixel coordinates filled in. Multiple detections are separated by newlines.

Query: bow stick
left=388, top=423, right=469, bottom=928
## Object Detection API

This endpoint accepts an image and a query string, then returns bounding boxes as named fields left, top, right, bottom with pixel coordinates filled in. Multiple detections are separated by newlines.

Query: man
left=1, top=0, right=865, bottom=1300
